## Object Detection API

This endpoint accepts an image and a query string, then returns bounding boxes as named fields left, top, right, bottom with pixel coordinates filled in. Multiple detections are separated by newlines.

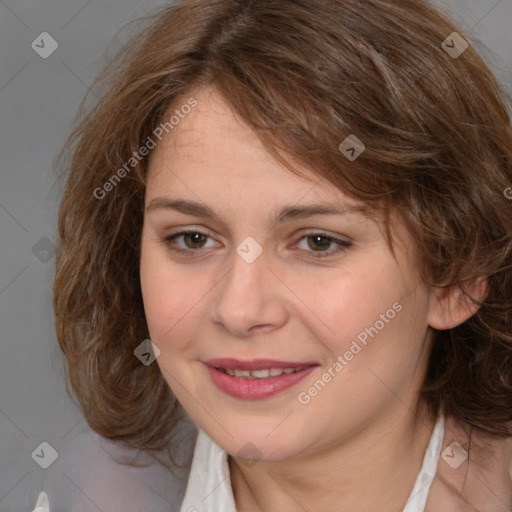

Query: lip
left=204, top=358, right=319, bottom=371
left=204, top=359, right=319, bottom=400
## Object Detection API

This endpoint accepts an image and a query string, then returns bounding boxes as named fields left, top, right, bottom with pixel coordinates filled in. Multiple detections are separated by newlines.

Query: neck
left=229, top=401, right=437, bottom=512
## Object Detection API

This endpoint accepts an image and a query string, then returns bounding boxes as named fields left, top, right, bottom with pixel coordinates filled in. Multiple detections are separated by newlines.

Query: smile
left=217, top=367, right=307, bottom=378
left=203, top=358, right=319, bottom=399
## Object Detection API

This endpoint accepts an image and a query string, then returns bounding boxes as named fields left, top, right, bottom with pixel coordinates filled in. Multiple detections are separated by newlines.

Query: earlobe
left=427, top=278, right=488, bottom=330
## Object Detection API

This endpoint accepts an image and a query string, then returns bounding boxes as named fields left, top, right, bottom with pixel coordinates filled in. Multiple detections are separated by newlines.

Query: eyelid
left=162, top=228, right=352, bottom=258
left=162, top=226, right=350, bottom=242
left=163, top=228, right=219, bottom=251
left=291, top=231, right=352, bottom=258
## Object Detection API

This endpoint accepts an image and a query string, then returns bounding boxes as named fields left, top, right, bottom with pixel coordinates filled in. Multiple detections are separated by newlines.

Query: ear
left=427, top=277, right=488, bottom=330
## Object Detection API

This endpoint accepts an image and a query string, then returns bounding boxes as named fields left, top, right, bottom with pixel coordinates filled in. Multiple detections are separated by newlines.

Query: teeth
left=251, top=369, right=270, bottom=378
left=221, top=367, right=307, bottom=379
left=233, top=369, right=251, bottom=378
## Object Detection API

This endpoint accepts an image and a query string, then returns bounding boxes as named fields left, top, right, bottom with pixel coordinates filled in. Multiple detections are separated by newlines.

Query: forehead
left=145, top=88, right=416, bottom=267
left=147, top=87, right=369, bottom=211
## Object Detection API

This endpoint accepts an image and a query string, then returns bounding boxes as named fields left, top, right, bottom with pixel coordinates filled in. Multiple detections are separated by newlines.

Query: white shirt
left=179, top=413, right=445, bottom=512
left=30, top=413, right=445, bottom=512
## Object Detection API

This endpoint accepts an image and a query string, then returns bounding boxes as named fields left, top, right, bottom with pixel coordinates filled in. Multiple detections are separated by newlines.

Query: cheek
left=296, top=268, right=429, bottom=424
left=326, top=276, right=429, bottom=390
left=140, top=243, right=193, bottom=349
left=140, top=240, right=221, bottom=359
left=291, top=257, right=409, bottom=358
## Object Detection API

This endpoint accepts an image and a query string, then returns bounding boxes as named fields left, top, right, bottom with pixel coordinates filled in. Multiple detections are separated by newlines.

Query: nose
left=209, top=243, right=288, bottom=338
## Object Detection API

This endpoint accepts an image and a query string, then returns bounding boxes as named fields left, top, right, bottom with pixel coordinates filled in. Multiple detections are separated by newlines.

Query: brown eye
left=296, top=232, right=351, bottom=258
left=163, top=230, right=217, bottom=254
left=182, top=232, right=208, bottom=249
left=307, top=235, right=332, bottom=251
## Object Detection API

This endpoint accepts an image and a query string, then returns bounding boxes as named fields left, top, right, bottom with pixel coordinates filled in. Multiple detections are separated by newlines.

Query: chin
left=213, top=424, right=310, bottom=462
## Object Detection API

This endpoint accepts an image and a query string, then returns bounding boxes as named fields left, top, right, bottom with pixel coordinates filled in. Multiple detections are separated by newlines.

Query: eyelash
left=162, top=230, right=351, bottom=258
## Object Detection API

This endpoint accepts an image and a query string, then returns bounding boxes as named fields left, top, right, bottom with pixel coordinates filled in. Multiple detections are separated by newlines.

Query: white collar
left=180, top=413, right=445, bottom=512
left=403, top=412, right=445, bottom=511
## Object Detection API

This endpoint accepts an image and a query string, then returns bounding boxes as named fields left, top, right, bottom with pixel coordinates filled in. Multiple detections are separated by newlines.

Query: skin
left=139, top=86, right=484, bottom=512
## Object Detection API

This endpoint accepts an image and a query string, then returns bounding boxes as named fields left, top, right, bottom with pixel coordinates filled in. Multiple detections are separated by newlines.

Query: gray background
left=1, top=0, right=511, bottom=510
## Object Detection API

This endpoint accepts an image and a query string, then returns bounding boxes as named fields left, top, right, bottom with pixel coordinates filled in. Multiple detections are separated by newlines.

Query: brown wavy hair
left=53, top=0, right=512, bottom=464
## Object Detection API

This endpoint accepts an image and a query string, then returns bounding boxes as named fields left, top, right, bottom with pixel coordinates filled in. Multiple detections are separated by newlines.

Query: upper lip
left=204, top=358, right=319, bottom=371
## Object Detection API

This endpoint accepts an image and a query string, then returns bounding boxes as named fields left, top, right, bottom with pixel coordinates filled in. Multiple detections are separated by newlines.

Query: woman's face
left=140, top=87, right=436, bottom=461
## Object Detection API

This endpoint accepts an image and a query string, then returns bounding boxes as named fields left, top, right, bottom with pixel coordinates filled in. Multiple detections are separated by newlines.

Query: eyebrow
left=145, top=197, right=374, bottom=226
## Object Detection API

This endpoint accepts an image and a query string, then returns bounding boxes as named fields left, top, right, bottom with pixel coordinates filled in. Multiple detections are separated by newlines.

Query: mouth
left=203, top=358, right=319, bottom=399
left=216, top=366, right=308, bottom=378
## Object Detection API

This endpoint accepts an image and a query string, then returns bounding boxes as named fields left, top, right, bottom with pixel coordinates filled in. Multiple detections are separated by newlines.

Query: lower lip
left=205, top=365, right=318, bottom=400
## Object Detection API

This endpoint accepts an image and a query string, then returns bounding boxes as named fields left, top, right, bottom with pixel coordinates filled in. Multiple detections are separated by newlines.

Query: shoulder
left=425, top=413, right=512, bottom=512
left=31, top=412, right=197, bottom=512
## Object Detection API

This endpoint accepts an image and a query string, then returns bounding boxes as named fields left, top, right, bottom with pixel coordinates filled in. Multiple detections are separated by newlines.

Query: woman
left=42, top=0, right=512, bottom=510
